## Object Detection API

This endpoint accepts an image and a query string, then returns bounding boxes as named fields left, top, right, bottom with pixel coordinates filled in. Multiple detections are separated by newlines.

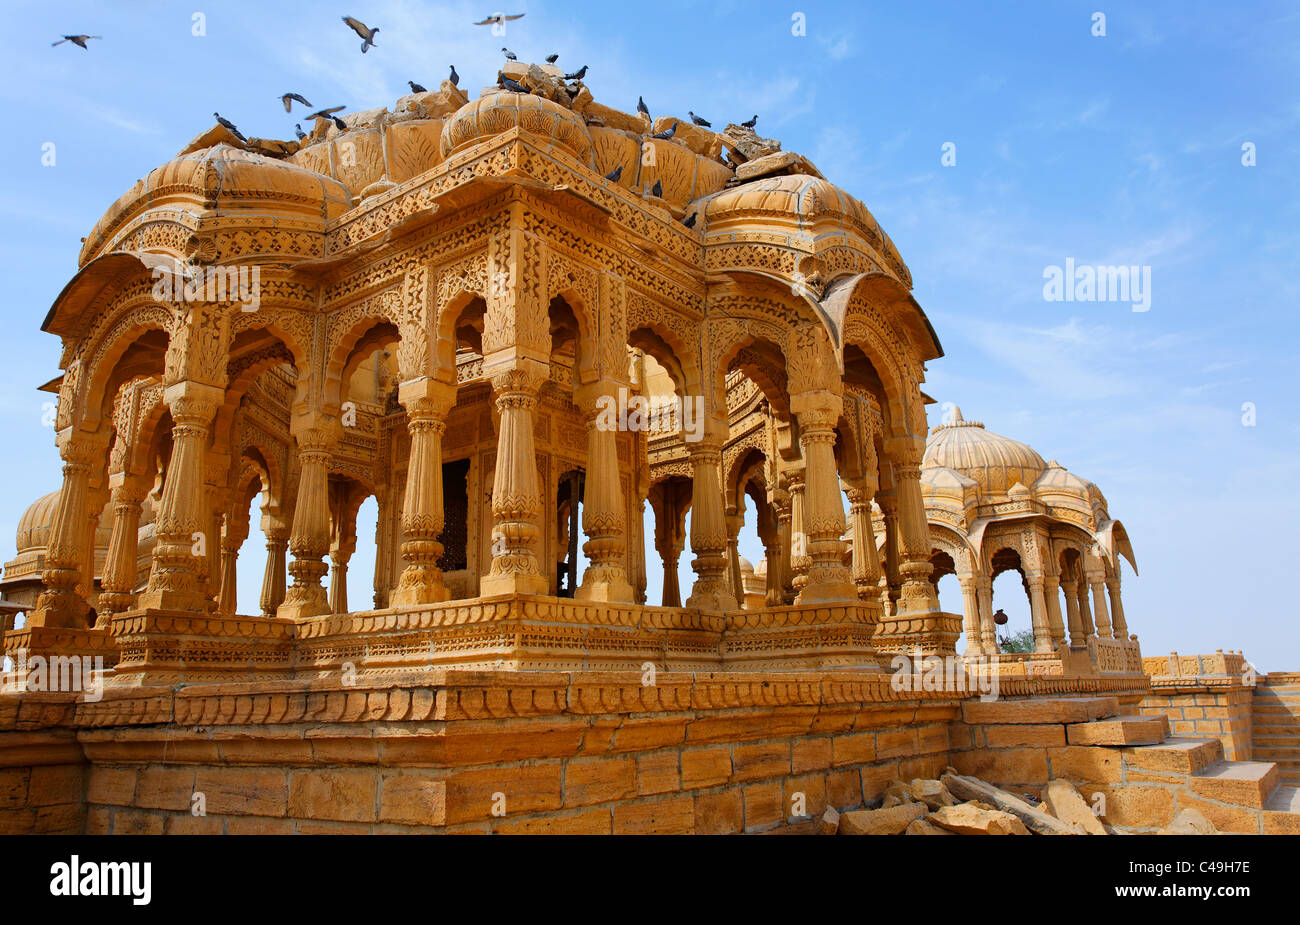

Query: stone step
left=1249, top=723, right=1300, bottom=736
left=1253, top=692, right=1300, bottom=704
left=1188, top=760, right=1280, bottom=809
left=1249, top=748, right=1300, bottom=762
left=1066, top=714, right=1169, bottom=747
left=1122, top=737, right=1223, bottom=775
left=961, top=696, right=1118, bottom=726
left=1251, top=733, right=1300, bottom=746
left=1264, top=786, right=1300, bottom=814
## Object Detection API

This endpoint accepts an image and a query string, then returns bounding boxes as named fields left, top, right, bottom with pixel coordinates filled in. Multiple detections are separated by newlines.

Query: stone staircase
left=956, top=695, right=1300, bottom=833
left=1251, top=673, right=1300, bottom=786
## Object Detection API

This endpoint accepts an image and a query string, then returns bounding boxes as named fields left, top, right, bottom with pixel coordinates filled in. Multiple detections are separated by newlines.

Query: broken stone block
left=839, top=801, right=927, bottom=835
left=909, top=778, right=957, bottom=810
left=928, top=803, right=1031, bottom=835
left=942, top=771, right=1084, bottom=835
left=1043, top=779, right=1107, bottom=835
left=734, top=150, right=825, bottom=182
left=816, top=808, right=839, bottom=835
left=723, top=124, right=781, bottom=161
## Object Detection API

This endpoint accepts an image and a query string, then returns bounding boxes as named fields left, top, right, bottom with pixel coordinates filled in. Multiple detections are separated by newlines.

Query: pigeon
left=564, top=65, right=588, bottom=80
left=502, top=47, right=517, bottom=60
left=52, top=35, right=101, bottom=49
left=499, top=73, right=528, bottom=93
left=605, top=165, right=623, bottom=181
left=545, top=54, right=559, bottom=64
left=683, top=212, right=697, bottom=228
left=475, top=13, right=525, bottom=26
left=330, top=115, right=348, bottom=131
left=637, top=96, right=650, bottom=118
left=449, top=65, right=460, bottom=86
left=651, top=122, right=677, bottom=140
left=689, top=111, right=711, bottom=127
left=342, top=16, right=379, bottom=53
left=741, top=114, right=758, bottom=129
left=408, top=80, right=427, bottom=93
left=280, top=92, right=311, bottom=113
left=293, top=123, right=307, bottom=140
left=214, top=112, right=246, bottom=142
left=650, top=180, right=663, bottom=198
left=304, top=105, right=346, bottom=122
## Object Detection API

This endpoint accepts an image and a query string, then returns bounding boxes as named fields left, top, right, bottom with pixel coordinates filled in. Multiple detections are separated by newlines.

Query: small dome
left=81, top=144, right=352, bottom=265
left=753, top=557, right=768, bottom=579
left=923, top=407, right=1047, bottom=494
left=738, top=556, right=755, bottom=575
left=15, top=490, right=115, bottom=553
left=440, top=91, right=593, bottom=164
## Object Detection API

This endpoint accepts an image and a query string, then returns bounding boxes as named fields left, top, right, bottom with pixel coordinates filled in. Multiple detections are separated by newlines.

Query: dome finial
left=950, top=406, right=963, bottom=423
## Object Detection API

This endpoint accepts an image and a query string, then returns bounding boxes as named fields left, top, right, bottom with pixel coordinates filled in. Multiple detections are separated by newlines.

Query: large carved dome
left=922, top=407, right=1047, bottom=494
left=440, top=91, right=593, bottom=164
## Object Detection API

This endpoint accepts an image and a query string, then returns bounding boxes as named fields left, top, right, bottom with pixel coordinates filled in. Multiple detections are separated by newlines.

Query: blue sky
left=1, top=1, right=1297, bottom=668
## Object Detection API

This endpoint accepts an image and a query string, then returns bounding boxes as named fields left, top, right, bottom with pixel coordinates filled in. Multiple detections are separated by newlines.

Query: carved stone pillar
left=1026, top=573, right=1055, bottom=653
left=877, top=494, right=902, bottom=616
left=574, top=382, right=635, bottom=602
left=1044, top=574, right=1066, bottom=648
left=481, top=362, right=549, bottom=596
left=29, top=434, right=104, bottom=628
left=1106, top=575, right=1128, bottom=638
left=890, top=447, right=939, bottom=614
left=792, top=394, right=855, bottom=603
left=725, top=509, right=745, bottom=605
left=391, top=379, right=455, bottom=606
left=1061, top=577, right=1084, bottom=644
left=329, top=543, right=354, bottom=614
left=757, top=492, right=784, bottom=608
left=217, top=510, right=249, bottom=616
left=1088, top=572, right=1113, bottom=638
left=845, top=484, right=881, bottom=604
left=278, top=424, right=334, bottom=619
left=259, top=521, right=289, bottom=618
left=138, top=382, right=222, bottom=613
left=977, top=579, right=996, bottom=653
left=1076, top=579, right=1095, bottom=640
left=787, top=469, right=808, bottom=597
left=684, top=433, right=736, bottom=611
left=96, top=479, right=146, bottom=619
left=959, top=576, right=983, bottom=655
left=773, top=488, right=794, bottom=605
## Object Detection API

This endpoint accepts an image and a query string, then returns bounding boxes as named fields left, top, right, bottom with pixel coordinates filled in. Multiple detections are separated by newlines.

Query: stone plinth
left=107, top=610, right=295, bottom=686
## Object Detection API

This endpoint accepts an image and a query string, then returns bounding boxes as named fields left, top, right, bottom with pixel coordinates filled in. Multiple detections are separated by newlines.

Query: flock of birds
left=54, top=12, right=765, bottom=230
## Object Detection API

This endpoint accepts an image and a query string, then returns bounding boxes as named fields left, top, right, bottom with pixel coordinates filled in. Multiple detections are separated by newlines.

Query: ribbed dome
left=15, top=490, right=115, bottom=553
left=440, top=91, right=593, bottom=163
left=923, top=407, right=1047, bottom=494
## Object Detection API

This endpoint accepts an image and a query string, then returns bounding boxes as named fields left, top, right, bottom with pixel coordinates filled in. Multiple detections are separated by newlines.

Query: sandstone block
left=928, top=803, right=1030, bottom=835
left=839, top=801, right=927, bottom=835
left=1043, top=779, right=1107, bottom=834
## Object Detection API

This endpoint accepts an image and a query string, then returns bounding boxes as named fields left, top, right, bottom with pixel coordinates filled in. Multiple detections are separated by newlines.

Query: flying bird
left=649, top=180, right=663, bottom=198
left=604, top=165, right=623, bottom=181
left=564, top=65, right=588, bottom=80
left=294, top=124, right=307, bottom=140
left=280, top=92, right=311, bottom=113
left=52, top=35, right=100, bottom=49
left=651, top=122, right=677, bottom=140
left=213, top=112, right=246, bottom=142
left=637, top=96, right=650, bottom=118
left=683, top=212, right=697, bottom=228
left=408, top=80, right=427, bottom=93
left=689, top=111, right=711, bottom=127
left=342, top=16, right=379, bottom=53
left=475, top=13, right=525, bottom=26
left=545, top=54, right=559, bottom=64
left=501, top=47, right=517, bottom=60
left=741, top=114, right=758, bottom=129
left=304, top=105, right=346, bottom=121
